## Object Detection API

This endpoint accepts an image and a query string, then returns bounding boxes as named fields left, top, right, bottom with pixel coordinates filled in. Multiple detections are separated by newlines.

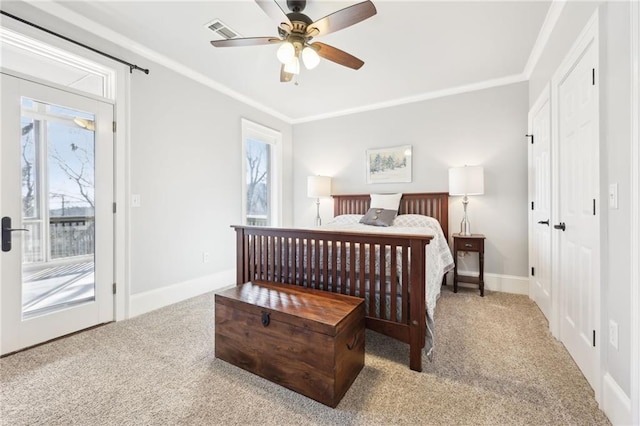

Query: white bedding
left=322, top=213, right=455, bottom=358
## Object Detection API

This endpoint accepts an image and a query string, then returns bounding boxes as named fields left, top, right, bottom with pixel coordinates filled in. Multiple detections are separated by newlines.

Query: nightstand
left=452, top=233, right=486, bottom=297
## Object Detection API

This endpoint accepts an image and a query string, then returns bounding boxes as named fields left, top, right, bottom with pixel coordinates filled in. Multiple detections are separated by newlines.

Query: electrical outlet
left=609, top=320, right=618, bottom=350
left=202, top=252, right=211, bottom=264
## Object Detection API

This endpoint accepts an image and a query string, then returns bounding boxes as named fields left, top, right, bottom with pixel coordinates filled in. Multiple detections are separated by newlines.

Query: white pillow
left=370, top=193, right=403, bottom=212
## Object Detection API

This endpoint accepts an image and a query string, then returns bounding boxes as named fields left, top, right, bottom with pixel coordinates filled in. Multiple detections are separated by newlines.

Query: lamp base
left=460, top=195, right=472, bottom=236
left=460, top=217, right=471, bottom=236
left=314, top=198, right=322, bottom=227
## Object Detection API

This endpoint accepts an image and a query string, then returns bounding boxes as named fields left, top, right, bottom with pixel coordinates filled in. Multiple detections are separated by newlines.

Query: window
left=0, top=27, right=115, bottom=99
left=20, top=97, right=96, bottom=265
left=241, top=119, right=282, bottom=226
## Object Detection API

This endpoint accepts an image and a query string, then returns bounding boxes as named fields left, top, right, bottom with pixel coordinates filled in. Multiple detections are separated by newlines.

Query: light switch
left=608, top=184, right=618, bottom=209
left=609, top=320, right=618, bottom=350
left=131, top=194, right=141, bottom=208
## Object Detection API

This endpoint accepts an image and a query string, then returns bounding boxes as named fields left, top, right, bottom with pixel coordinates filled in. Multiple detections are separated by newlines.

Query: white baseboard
left=453, top=271, right=529, bottom=295
left=602, top=373, right=632, bottom=425
left=129, top=269, right=235, bottom=318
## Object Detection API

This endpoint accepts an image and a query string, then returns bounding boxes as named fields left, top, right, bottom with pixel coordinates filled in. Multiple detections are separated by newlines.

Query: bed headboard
left=332, top=192, right=449, bottom=240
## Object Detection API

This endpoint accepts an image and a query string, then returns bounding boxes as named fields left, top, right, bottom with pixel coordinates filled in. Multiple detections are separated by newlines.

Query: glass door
left=1, top=73, right=114, bottom=354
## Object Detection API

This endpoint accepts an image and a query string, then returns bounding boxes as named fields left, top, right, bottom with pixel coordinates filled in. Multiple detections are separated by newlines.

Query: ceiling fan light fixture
left=276, top=42, right=295, bottom=64
left=211, top=0, right=378, bottom=82
left=301, top=46, right=320, bottom=69
left=283, top=55, right=300, bottom=75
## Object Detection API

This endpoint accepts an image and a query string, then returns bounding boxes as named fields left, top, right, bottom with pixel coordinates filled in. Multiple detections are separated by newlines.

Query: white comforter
left=323, top=214, right=454, bottom=318
left=322, top=214, right=455, bottom=358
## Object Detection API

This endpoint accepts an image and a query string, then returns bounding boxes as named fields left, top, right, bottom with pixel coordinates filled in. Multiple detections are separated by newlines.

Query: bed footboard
left=232, top=225, right=432, bottom=372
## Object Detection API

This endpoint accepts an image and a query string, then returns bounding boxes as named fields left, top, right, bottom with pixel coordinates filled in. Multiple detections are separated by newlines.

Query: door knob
left=537, top=220, right=549, bottom=226
left=553, top=222, right=566, bottom=231
left=2, top=216, right=29, bottom=252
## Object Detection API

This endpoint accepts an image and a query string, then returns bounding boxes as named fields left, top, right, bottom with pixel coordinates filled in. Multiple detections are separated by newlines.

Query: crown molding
left=23, top=1, right=294, bottom=124
left=291, top=73, right=528, bottom=124
left=21, top=1, right=560, bottom=125
left=523, top=0, right=567, bottom=78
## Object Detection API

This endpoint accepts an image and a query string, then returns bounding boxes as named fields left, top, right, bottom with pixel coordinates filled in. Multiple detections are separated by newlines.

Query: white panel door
left=0, top=73, right=114, bottom=354
left=557, top=40, right=599, bottom=389
left=529, top=90, right=552, bottom=321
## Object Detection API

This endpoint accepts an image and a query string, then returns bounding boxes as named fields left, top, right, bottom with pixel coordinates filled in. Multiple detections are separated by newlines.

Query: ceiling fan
left=210, top=0, right=377, bottom=82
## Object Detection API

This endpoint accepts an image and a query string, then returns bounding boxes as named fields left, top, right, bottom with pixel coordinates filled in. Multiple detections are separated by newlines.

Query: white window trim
left=241, top=118, right=282, bottom=227
left=0, top=27, right=116, bottom=100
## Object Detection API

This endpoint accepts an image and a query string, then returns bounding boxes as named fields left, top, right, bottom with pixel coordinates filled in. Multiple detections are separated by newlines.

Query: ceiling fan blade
left=312, top=42, right=364, bottom=70
left=306, top=0, right=377, bottom=37
left=255, top=0, right=293, bottom=32
left=210, top=37, right=280, bottom=48
left=280, top=65, right=294, bottom=83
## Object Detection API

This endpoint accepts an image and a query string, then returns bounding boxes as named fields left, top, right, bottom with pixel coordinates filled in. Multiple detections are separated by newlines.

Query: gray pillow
left=359, top=208, right=397, bottom=227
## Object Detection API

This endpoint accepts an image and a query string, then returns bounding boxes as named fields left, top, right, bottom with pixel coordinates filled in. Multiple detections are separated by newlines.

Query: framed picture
left=366, top=145, right=412, bottom=184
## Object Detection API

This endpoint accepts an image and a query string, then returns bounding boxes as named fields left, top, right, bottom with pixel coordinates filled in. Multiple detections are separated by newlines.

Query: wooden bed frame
left=233, top=192, right=449, bottom=371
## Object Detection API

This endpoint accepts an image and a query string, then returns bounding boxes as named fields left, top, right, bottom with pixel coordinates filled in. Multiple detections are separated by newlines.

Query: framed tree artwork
left=366, top=145, right=412, bottom=184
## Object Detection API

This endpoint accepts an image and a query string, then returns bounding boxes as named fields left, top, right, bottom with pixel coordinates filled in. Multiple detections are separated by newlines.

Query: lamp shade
left=449, top=166, right=484, bottom=196
left=302, top=46, right=320, bottom=69
left=307, top=175, right=332, bottom=198
left=276, top=42, right=295, bottom=64
left=284, top=55, right=300, bottom=75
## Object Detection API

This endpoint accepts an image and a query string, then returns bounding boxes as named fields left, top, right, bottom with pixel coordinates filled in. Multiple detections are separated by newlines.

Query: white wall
left=129, top=62, right=293, bottom=295
left=292, top=82, right=530, bottom=278
left=529, top=0, right=634, bottom=413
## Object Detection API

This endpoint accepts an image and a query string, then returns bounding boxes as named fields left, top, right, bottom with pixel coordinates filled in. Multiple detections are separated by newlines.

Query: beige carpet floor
left=0, top=286, right=610, bottom=425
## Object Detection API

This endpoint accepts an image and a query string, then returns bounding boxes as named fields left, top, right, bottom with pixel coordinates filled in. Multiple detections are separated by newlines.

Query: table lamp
left=307, top=176, right=332, bottom=226
left=449, top=166, right=484, bottom=236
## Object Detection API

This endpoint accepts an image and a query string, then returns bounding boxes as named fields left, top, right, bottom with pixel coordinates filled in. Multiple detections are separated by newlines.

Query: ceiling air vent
left=205, top=19, right=241, bottom=40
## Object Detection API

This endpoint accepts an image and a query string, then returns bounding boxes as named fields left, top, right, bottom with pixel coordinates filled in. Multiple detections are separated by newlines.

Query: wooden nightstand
left=453, top=233, right=486, bottom=297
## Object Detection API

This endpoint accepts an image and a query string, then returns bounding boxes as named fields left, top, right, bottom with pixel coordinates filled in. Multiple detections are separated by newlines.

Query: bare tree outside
left=246, top=139, right=270, bottom=225
left=48, top=122, right=95, bottom=217
left=21, top=121, right=37, bottom=218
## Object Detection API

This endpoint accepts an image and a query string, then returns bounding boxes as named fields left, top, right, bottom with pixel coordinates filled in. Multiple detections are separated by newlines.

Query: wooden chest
left=215, top=280, right=365, bottom=408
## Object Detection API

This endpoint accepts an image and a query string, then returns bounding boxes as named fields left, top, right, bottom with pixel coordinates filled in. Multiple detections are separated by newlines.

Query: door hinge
left=593, top=199, right=596, bottom=216
left=113, top=283, right=117, bottom=294
left=592, top=68, right=596, bottom=86
left=526, top=134, right=534, bottom=144
left=593, top=330, right=596, bottom=347
left=112, top=121, right=117, bottom=132
left=531, top=201, right=535, bottom=210
left=113, top=202, right=117, bottom=214
left=531, top=267, right=535, bottom=276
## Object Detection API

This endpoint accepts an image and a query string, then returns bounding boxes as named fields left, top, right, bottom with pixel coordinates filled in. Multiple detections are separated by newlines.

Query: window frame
left=240, top=118, right=282, bottom=226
